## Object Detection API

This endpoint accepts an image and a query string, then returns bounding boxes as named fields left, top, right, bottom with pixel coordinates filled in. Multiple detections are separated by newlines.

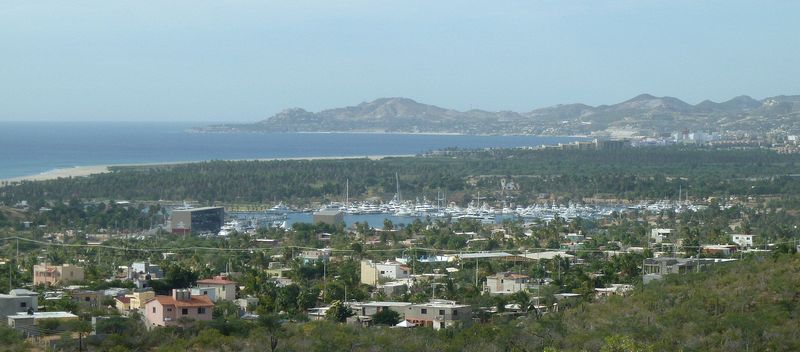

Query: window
left=222, top=286, right=225, bottom=291
left=380, top=271, right=385, bottom=274
left=439, top=310, right=445, bottom=316
left=152, top=307, right=156, bottom=313
left=20, top=302, right=26, bottom=308
left=167, top=308, right=172, bottom=312
left=85, top=297, right=91, bottom=302
left=421, top=308, right=427, bottom=314
left=198, top=307, right=206, bottom=314
left=453, top=310, right=458, bottom=316
left=182, top=308, right=188, bottom=315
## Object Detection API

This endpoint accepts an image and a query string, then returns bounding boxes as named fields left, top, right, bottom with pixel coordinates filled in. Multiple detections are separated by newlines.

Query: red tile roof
left=196, top=276, right=237, bottom=285
left=147, top=295, right=213, bottom=308
left=115, top=296, right=131, bottom=304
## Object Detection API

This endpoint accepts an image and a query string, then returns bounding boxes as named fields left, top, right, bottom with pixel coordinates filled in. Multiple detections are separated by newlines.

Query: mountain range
left=197, top=94, right=800, bottom=136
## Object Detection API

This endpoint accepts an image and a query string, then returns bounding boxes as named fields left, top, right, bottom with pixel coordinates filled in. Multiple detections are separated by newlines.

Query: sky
left=1, top=0, right=799, bottom=122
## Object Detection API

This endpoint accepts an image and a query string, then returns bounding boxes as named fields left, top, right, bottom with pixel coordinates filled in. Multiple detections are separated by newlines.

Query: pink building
left=143, top=289, right=213, bottom=328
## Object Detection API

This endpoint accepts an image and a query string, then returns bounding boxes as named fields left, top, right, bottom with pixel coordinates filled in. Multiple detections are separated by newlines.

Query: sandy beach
left=1, top=155, right=415, bottom=183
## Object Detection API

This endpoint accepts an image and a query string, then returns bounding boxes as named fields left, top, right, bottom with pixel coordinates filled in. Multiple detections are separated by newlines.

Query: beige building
left=33, top=264, right=84, bottom=287
left=195, top=276, right=237, bottom=301
left=485, top=272, right=531, bottom=295
left=125, top=290, right=156, bottom=310
left=360, top=260, right=410, bottom=286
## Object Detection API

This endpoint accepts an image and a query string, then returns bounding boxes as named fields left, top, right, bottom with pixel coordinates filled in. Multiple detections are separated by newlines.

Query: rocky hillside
left=197, top=94, right=800, bottom=136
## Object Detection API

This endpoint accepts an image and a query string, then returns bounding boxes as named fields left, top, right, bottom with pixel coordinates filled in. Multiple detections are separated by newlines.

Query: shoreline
left=0, top=155, right=416, bottom=183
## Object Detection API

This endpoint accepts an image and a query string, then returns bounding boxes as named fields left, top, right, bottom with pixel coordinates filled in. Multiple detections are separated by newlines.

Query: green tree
left=325, top=300, right=353, bottom=323
left=372, top=309, right=401, bottom=325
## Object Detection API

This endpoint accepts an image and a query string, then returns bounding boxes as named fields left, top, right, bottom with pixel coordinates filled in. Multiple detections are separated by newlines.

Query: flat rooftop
left=8, top=311, right=78, bottom=320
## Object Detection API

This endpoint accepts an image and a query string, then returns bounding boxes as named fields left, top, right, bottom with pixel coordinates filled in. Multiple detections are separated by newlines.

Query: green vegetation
left=3, top=147, right=800, bottom=205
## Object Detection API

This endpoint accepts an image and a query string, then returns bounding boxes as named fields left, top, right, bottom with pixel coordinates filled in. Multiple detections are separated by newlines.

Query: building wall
left=360, top=260, right=409, bottom=286
left=0, top=295, right=37, bottom=320
left=360, top=260, right=379, bottom=286
left=403, top=304, right=471, bottom=330
left=129, top=291, right=155, bottom=310
left=486, top=277, right=528, bottom=295
left=171, top=207, right=224, bottom=234
left=144, top=301, right=213, bottom=328
left=33, top=264, right=84, bottom=286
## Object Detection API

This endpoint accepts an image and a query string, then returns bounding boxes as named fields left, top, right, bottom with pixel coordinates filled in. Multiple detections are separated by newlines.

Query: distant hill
left=196, top=94, right=800, bottom=136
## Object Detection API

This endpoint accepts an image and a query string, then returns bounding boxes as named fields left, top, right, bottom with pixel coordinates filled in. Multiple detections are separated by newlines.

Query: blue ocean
left=0, top=122, right=583, bottom=180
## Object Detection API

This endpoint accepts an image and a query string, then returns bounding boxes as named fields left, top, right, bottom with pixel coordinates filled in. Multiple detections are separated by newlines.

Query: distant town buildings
left=33, top=264, right=84, bottom=287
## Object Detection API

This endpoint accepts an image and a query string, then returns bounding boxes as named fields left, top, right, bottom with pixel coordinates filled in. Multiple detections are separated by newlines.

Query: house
left=348, top=301, right=412, bottom=317
left=68, top=290, right=103, bottom=309
left=127, top=290, right=156, bottom=311
left=143, top=289, right=213, bottom=328
left=702, top=244, right=737, bottom=256
left=0, top=289, right=38, bottom=320
left=33, top=264, right=84, bottom=286
left=195, top=276, right=237, bottom=301
left=299, top=249, right=331, bottom=264
left=595, top=284, right=634, bottom=299
left=377, top=281, right=408, bottom=297
left=403, top=300, right=471, bottom=330
left=642, top=257, right=736, bottom=283
left=114, top=296, right=132, bottom=312
left=650, top=228, right=674, bottom=244
left=731, top=234, right=755, bottom=248
left=360, top=260, right=411, bottom=286
left=484, top=272, right=531, bottom=295
left=7, top=311, right=79, bottom=336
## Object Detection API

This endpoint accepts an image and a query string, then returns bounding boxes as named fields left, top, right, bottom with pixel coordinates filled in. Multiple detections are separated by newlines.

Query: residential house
left=0, top=289, right=38, bottom=320
left=194, top=276, right=237, bottom=301
left=299, top=249, right=331, bottom=264
left=403, top=300, right=471, bottom=330
left=33, top=264, right=84, bottom=287
left=360, top=260, right=411, bottom=286
left=595, top=284, right=634, bottom=299
left=650, top=228, right=674, bottom=244
left=731, top=234, right=755, bottom=248
left=143, top=289, right=213, bottom=328
left=68, top=290, right=103, bottom=309
left=114, top=296, right=132, bottom=312
left=348, top=301, right=412, bottom=317
left=127, top=290, right=156, bottom=311
left=702, top=244, right=737, bottom=256
left=484, top=272, right=531, bottom=295
left=7, top=311, right=79, bottom=336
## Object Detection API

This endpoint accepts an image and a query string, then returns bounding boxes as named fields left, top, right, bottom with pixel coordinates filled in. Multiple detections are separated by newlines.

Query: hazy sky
left=1, top=1, right=798, bottom=122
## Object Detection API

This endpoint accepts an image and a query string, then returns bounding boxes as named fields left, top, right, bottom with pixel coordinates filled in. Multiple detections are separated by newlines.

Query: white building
left=484, top=272, right=531, bottom=295
left=360, top=260, right=411, bottom=286
left=731, top=234, right=754, bottom=248
left=650, top=228, right=674, bottom=244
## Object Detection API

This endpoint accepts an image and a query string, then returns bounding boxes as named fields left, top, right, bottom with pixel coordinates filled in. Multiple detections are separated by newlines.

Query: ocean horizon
left=0, top=121, right=585, bottom=180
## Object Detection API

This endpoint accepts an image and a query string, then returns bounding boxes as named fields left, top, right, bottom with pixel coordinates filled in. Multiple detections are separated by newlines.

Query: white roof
left=521, top=251, right=575, bottom=260
left=395, top=320, right=416, bottom=328
left=452, top=252, right=514, bottom=260
left=8, top=311, right=78, bottom=320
